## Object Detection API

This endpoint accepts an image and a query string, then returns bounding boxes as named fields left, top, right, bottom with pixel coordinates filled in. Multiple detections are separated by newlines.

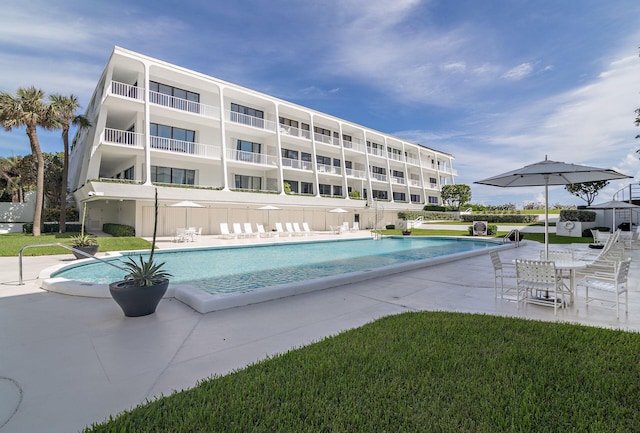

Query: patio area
left=1, top=235, right=639, bottom=433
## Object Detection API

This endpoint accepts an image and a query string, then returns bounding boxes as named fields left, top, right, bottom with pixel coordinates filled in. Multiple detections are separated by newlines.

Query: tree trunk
left=59, top=125, right=69, bottom=233
left=26, top=125, right=44, bottom=237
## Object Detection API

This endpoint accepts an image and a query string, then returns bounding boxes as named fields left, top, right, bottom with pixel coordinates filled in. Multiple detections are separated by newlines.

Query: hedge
left=398, top=210, right=459, bottom=221
left=422, top=205, right=446, bottom=212
left=42, top=207, right=79, bottom=222
left=460, top=214, right=538, bottom=223
left=103, top=223, right=135, bottom=237
left=22, top=222, right=83, bottom=234
left=467, top=224, right=499, bottom=236
left=559, top=210, right=596, bottom=222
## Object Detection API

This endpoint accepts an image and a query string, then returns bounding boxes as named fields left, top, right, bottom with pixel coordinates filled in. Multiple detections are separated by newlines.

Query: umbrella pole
left=544, top=179, right=549, bottom=260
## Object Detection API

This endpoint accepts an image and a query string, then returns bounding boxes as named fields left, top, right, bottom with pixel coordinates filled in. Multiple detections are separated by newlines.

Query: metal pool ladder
left=18, top=243, right=127, bottom=285
left=504, top=229, right=521, bottom=247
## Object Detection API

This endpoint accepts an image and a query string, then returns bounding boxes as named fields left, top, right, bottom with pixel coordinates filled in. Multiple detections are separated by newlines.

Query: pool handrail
left=18, top=242, right=127, bottom=285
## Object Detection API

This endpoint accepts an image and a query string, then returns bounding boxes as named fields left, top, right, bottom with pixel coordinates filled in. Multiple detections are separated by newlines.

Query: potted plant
left=402, top=228, right=412, bottom=236
left=69, top=201, right=99, bottom=259
left=109, top=189, right=172, bottom=317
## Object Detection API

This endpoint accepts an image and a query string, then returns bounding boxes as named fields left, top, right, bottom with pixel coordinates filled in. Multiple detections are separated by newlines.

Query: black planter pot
left=402, top=230, right=411, bottom=236
left=72, top=245, right=99, bottom=259
left=109, top=278, right=169, bottom=317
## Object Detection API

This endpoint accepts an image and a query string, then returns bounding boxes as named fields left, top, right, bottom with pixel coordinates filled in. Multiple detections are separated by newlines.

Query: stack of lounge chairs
left=220, top=222, right=314, bottom=239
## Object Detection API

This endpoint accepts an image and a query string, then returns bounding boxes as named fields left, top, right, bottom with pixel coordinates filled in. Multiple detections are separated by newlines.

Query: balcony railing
left=388, top=153, right=405, bottom=162
left=408, top=179, right=421, bottom=187
left=370, top=172, right=387, bottom=182
left=314, top=133, right=340, bottom=146
left=367, top=147, right=386, bottom=158
left=316, top=163, right=341, bottom=175
left=406, top=156, right=420, bottom=165
left=345, top=168, right=366, bottom=179
left=109, top=81, right=144, bottom=101
left=281, top=157, right=313, bottom=171
left=149, top=91, right=220, bottom=119
left=226, top=110, right=276, bottom=131
left=151, top=136, right=221, bottom=159
left=343, top=139, right=366, bottom=153
left=227, top=149, right=278, bottom=166
left=391, top=176, right=406, bottom=185
left=102, top=128, right=143, bottom=148
left=279, top=125, right=311, bottom=140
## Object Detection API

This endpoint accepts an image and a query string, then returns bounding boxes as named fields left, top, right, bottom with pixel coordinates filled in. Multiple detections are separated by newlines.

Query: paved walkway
left=1, top=232, right=638, bottom=433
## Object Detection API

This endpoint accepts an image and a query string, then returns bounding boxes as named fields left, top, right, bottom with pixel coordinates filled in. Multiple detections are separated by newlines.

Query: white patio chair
left=292, top=222, right=305, bottom=236
left=232, top=223, right=246, bottom=238
left=219, top=223, right=235, bottom=239
left=174, top=227, right=189, bottom=242
left=515, top=259, right=569, bottom=315
left=341, top=222, right=349, bottom=233
left=490, top=251, right=517, bottom=299
left=578, top=257, right=631, bottom=318
left=302, top=222, right=313, bottom=235
left=192, top=227, right=202, bottom=241
left=244, top=222, right=259, bottom=238
left=350, top=221, right=360, bottom=232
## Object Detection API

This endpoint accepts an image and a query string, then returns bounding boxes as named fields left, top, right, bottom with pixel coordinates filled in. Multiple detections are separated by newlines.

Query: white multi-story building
left=69, top=47, right=457, bottom=236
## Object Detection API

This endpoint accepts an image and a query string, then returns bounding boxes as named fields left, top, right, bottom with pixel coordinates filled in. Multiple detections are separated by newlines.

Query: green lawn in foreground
left=83, top=312, right=640, bottom=432
left=0, top=233, right=152, bottom=256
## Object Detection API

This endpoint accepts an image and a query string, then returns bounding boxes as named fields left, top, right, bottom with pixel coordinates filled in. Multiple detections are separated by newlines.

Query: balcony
left=282, top=157, right=313, bottom=171
left=149, top=91, right=220, bottom=119
left=367, top=147, right=386, bottom=158
left=406, top=156, right=420, bottom=165
left=102, top=128, right=144, bottom=148
left=345, top=168, right=366, bottom=179
left=227, top=149, right=278, bottom=166
left=314, top=133, right=340, bottom=147
left=343, top=138, right=365, bottom=153
left=108, top=81, right=144, bottom=101
left=408, top=179, right=422, bottom=187
left=150, top=136, right=221, bottom=159
left=391, top=176, right=406, bottom=185
left=370, top=172, right=387, bottom=182
left=316, top=163, right=341, bottom=176
left=388, top=153, right=405, bottom=163
left=279, top=125, right=311, bottom=140
left=226, top=110, right=276, bottom=132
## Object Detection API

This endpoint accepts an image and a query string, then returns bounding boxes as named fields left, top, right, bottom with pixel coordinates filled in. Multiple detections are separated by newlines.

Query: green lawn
left=378, top=229, right=592, bottom=244
left=0, top=233, right=152, bottom=256
left=83, top=312, right=640, bottom=432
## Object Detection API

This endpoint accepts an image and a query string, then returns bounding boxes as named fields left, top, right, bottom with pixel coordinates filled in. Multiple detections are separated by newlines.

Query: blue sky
left=1, top=0, right=639, bottom=206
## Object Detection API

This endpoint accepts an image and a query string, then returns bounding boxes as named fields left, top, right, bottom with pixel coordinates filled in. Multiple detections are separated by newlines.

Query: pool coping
left=39, top=237, right=518, bottom=313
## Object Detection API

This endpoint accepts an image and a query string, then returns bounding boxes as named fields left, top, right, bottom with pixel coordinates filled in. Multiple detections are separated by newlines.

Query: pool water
left=52, top=237, right=499, bottom=294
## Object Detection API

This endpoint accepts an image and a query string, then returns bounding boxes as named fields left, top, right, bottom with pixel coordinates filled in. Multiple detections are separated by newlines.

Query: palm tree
left=0, top=87, right=53, bottom=236
left=49, top=94, right=90, bottom=233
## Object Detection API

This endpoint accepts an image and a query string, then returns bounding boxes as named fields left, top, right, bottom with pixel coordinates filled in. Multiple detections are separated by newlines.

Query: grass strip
left=0, top=233, right=152, bottom=256
left=84, top=312, right=640, bottom=432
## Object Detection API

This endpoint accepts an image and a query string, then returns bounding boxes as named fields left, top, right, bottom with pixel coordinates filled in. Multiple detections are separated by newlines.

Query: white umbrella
left=475, top=157, right=631, bottom=258
left=258, top=205, right=280, bottom=229
left=587, top=200, right=640, bottom=232
left=169, top=200, right=204, bottom=227
left=329, top=208, right=348, bottom=213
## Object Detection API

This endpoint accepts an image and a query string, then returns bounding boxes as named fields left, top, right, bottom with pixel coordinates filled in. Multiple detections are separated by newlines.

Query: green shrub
left=398, top=210, right=458, bottom=221
left=42, top=207, right=79, bottom=222
left=385, top=224, right=395, bottom=230
left=103, top=223, right=135, bottom=237
left=22, top=222, right=83, bottom=234
left=559, top=209, right=596, bottom=222
left=582, top=226, right=611, bottom=237
left=349, top=190, right=361, bottom=199
left=460, top=214, right=538, bottom=223
left=422, top=205, right=446, bottom=212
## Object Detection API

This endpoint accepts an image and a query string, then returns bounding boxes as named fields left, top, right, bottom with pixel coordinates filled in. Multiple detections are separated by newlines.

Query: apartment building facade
left=69, top=47, right=457, bottom=236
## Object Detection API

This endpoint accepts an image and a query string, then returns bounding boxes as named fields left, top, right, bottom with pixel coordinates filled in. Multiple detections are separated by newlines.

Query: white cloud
left=502, top=63, right=534, bottom=80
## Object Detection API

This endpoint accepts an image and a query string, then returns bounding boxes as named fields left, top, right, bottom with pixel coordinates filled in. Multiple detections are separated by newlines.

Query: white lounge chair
left=275, top=222, right=289, bottom=237
left=302, top=222, right=313, bottom=235
left=292, top=222, right=305, bottom=236
left=244, top=222, right=259, bottom=238
left=256, top=223, right=274, bottom=237
left=232, top=223, right=245, bottom=238
left=219, top=223, right=235, bottom=239
left=350, top=222, right=359, bottom=232
left=341, top=222, right=349, bottom=233
left=285, top=222, right=296, bottom=236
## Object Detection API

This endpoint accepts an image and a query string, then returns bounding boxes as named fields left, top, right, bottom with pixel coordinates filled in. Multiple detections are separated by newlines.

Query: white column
left=143, top=62, right=152, bottom=186
left=218, top=88, right=229, bottom=191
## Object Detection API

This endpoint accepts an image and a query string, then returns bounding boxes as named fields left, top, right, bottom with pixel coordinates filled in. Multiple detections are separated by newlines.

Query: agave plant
left=69, top=233, right=98, bottom=247
left=122, top=256, right=172, bottom=287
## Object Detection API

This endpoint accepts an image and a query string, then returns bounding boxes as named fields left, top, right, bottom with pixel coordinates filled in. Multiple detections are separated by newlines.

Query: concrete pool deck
left=1, top=231, right=639, bottom=432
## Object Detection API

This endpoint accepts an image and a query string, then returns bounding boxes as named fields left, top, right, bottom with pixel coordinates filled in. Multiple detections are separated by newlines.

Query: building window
left=345, top=160, right=352, bottom=169
left=333, top=185, right=342, bottom=196
left=151, top=166, right=195, bottom=185
left=279, top=117, right=299, bottom=128
left=319, top=184, right=331, bottom=196
left=372, top=190, right=388, bottom=200
left=236, top=140, right=261, bottom=162
left=393, top=192, right=406, bottom=201
left=371, top=166, right=386, bottom=175
left=429, top=177, right=437, bottom=187
left=342, top=134, right=352, bottom=143
left=392, top=170, right=404, bottom=178
left=234, top=175, right=262, bottom=190
left=123, top=166, right=134, bottom=180
left=301, top=182, right=313, bottom=195
left=333, top=158, right=341, bottom=167
left=281, top=148, right=298, bottom=160
left=284, top=179, right=299, bottom=193
left=317, top=155, right=331, bottom=166
left=367, top=141, right=384, bottom=151
left=150, top=123, right=195, bottom=153
left=411, top=194, right=421, bottom=203
left=314, top=126, right=331, bottom=136
left=230, top=103, right=264, bottom=127
left=428, top=196, right=438, bottom=204
left=149, top=81, right=200, bottom=113
left=301, top=152, right=312, bottom=162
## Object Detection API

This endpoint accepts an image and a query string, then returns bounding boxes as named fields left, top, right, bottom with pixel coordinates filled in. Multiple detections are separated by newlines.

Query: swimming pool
left=44, top=236, right=508, bottom=313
